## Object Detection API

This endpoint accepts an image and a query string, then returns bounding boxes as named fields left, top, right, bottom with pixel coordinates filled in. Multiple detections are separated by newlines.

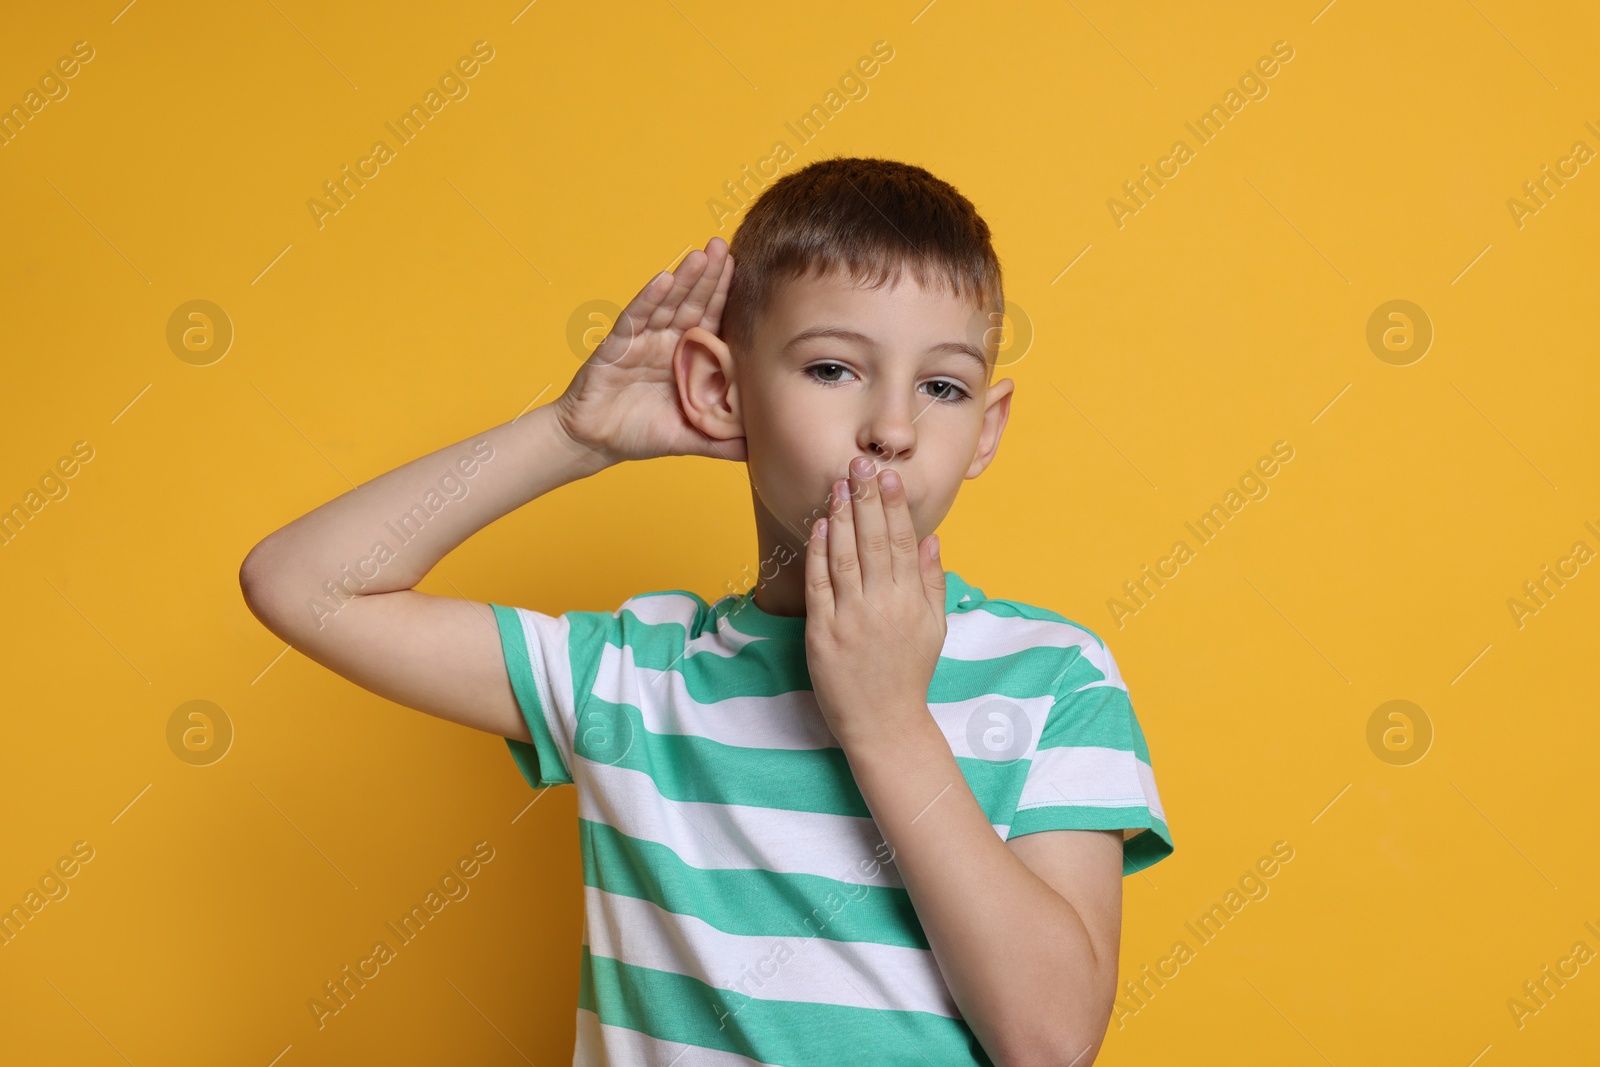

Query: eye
left=805, top=362, right=857, bottom=386
left=922, top=380, right=972, bottom=404
left=805, top=363, right=972, bottom=404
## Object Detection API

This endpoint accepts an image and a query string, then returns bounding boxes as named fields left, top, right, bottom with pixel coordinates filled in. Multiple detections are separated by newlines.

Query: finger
left=920, top=532, right=947, bottom=617
left=878, top=466, right=921, bottom=589
left=597, top=269, right=680, bottom=365
left=702, top=248, right=734, bottom=335
left=673, top=238, right=728, bottom=331
left=647, top=249, right=709, bottom=331
left=826, top=476, right=862, bottom=601
left=848, top=457, right=891, bottom=598
left=615, top=270, right=676, bottom=341
left=805, top=513, right=834, bottom=624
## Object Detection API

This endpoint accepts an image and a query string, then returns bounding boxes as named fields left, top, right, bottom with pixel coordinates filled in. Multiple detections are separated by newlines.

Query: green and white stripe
left=493, top=570, right=1173, bottom=1064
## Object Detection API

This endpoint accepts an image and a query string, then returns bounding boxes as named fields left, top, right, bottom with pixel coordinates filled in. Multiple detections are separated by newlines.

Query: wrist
left=536, top=400, right=617, bottom=478
left=834, top=698, right=941, bottom=760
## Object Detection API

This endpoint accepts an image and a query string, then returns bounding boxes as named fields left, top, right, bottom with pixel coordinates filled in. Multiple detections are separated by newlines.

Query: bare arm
left=845, top=716, right=1123, bottom=1066
left=238, top=404, right=611, bottom=738
left=239, top=236, right=740, bottom=739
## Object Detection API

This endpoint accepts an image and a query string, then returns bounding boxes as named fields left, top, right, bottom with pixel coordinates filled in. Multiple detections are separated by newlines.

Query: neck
left=747, top=495, right=814, bottom=618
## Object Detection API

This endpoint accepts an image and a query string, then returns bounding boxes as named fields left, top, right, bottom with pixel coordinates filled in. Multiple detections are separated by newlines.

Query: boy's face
left=728, top=267, right=1014, bottom=549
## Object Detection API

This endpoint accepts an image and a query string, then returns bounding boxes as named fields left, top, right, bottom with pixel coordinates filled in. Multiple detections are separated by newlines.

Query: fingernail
left=931, top=534, right=940, bottom=556
left=816, top=519, right=828, bottom=539
left=881, top=470, right=900, bottom=491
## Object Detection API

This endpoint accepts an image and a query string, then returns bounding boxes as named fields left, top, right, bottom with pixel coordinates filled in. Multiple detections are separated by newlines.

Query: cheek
left=912, top=460, right=967, bottom=532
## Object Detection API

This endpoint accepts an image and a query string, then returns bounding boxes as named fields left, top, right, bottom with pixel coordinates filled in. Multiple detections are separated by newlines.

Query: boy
left=240, top=156, right=1172, bottom=1066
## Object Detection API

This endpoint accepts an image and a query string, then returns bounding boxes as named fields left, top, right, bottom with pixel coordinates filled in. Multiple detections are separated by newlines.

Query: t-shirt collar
left=720, top=570, right=975, bottom=641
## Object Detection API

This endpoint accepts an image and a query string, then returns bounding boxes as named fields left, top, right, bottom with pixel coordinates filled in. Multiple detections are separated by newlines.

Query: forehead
left=759, top=266, right=988, bottom=354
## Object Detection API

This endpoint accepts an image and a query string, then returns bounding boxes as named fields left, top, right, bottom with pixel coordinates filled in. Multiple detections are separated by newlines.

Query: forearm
left=241, top=403, right=609, bottom=616
left=843, top=711, right=1107, bottom=1066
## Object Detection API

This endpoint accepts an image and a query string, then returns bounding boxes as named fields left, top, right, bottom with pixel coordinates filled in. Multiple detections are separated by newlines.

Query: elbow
left=1005, top=1040, right=1101, bottom=1067
left=239, top=537, right=291, bottom=631
left=238, top=540, right=270, bottom=612
left=996, top=1024, right=1104, bottom=1067
left=1059, top=1034, right=1103, bottom=1067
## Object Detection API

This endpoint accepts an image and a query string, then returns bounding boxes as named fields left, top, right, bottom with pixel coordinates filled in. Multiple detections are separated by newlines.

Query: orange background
left=2, top=1, right=1597, bottom=1063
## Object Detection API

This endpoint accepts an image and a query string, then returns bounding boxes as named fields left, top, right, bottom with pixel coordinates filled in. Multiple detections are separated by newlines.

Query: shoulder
left=581, top=585, right=741, bottom=650
left=945, top=574, right=1124, bottom=694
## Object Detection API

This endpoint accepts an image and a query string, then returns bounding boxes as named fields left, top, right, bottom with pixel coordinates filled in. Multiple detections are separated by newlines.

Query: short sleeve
left=1007, top=638, right=1174, bottom=876
left=489, top=602, right=616, bottom=791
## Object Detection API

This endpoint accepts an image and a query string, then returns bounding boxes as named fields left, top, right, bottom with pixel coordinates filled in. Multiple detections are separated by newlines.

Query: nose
left=858, top=388, right=917, bottom=464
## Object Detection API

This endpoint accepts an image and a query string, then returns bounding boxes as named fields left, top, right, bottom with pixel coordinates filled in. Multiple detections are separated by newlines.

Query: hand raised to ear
left=553, top=236, right=745, bottom=465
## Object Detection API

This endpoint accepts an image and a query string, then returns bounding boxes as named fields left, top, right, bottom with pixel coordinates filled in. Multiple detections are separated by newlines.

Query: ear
left=676, top=325, right=746, bottom=451
left=965, top=377, right=1015, bottom=479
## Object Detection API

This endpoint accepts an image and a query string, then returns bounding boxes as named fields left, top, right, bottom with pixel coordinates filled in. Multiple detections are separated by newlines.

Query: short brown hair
left=722, top=156, right=1004, bottom=375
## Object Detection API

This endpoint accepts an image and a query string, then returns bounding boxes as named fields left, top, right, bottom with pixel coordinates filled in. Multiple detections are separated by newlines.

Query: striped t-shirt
left=491, top=569, right=1173, bottom=1066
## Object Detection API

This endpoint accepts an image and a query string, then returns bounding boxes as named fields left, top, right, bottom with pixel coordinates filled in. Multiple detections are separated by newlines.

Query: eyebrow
left=781, top=325, right=989, bottom=374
